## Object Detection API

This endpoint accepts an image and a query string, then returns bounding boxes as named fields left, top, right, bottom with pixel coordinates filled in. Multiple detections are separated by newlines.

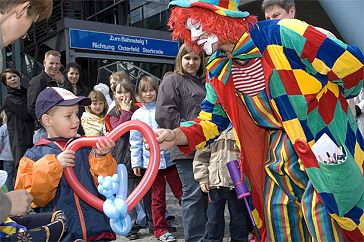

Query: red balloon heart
left=63, top=120, right=160, bottom=212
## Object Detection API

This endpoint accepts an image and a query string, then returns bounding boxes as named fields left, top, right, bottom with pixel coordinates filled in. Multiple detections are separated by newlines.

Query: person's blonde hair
left=0, top=0, right=53, bottom=22
left=174, top=43, right=205, bottom=77
left=0, top=110, right=7, bottom=123
left=85, top=90, right=108, bottom=117
left=138, top=75, right=159, bottom=104
left=44, top=50, right=61, bottom=59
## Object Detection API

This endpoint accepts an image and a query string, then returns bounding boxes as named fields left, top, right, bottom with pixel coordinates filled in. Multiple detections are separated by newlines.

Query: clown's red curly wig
left=168, top=6, right=257, bottom=51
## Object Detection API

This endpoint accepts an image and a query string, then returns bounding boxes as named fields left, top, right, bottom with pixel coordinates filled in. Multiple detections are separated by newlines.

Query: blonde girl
left=81, top=90, right=108, bottom=136
left=130, top=75, right=182, bottom=241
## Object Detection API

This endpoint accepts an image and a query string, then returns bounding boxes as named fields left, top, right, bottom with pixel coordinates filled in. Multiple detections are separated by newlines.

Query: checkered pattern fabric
left=179, top=19, right=364, bottom=240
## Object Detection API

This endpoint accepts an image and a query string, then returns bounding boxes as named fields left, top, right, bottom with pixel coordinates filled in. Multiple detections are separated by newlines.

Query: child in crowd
left=193, top=126, right=250, bottom=241
left=104, top=78, right=148, bottom=240
left=15, top=87, right=117, bottom=241
left=130, top=75, right=182, bottom=242
left=0, top=111, right=14, bottom=190
left=81, top=90, right=108, bottom=136
left=94, top=83, right=113, bottom=106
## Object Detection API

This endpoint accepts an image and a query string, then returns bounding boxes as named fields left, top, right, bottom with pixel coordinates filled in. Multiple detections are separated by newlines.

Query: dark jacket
left=3, top=86, right=34, bottom=163
left=155, top=72, right=206, bottom=160
left=15, top=138, right=116, bottom=241
left=27, top=71, right=59, bottom=129
left=105, top=105, right=136, bottom=177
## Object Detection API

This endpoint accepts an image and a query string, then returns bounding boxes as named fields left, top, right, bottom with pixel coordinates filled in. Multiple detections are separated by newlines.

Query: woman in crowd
left=65, top=63, right=89, bottom=135
left=1, top=68, right=34, bottom=188
left=155, top=44, right=207, bottom=241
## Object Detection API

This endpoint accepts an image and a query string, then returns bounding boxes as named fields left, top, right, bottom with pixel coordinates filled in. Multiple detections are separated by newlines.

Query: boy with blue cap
left=15, top=87, right=117, bottom=241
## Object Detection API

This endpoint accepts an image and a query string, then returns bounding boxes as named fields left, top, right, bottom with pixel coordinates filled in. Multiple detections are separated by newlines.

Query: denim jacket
left=130, top=102, right=173, bottom=169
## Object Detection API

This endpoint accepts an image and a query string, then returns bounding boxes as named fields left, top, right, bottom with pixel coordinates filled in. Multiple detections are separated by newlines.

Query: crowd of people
left=0, top=0, right=363, bottom=242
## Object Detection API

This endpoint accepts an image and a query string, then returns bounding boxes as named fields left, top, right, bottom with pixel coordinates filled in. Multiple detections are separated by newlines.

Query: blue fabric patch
left=320, top=192, right=339, bottom=214
left=273, top=95, right=297, bottom=121
left=316, top=38, right=346, bottom=69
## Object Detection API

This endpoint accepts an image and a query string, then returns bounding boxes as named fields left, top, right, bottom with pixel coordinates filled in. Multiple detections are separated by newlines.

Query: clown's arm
left=155, top=81, right=230, bottom=154
left=278, top=19, right=363, bottom=98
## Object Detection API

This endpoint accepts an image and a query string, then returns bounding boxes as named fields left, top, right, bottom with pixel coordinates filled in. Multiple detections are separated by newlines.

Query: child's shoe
left=159, top=232, right=176, bottom=242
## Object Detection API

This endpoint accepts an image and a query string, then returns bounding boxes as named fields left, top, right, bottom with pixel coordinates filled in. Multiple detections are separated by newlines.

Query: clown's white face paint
left=186, top=18, right=218, bottom=55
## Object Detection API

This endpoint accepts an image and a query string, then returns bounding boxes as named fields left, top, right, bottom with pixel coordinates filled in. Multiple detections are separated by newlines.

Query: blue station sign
left=69, top=28, right=179, bottom=58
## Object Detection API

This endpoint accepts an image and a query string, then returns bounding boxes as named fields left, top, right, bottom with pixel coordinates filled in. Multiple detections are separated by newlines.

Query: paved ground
left=115, top=186, right=232, bottom=241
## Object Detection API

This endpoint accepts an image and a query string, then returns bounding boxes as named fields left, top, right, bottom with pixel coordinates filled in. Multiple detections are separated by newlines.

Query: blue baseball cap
left=35, top=87, right=91, bottom=120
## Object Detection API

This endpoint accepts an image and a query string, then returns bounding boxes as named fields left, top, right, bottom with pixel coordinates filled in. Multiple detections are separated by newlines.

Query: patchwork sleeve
left=14, top=155, right=63, bottom=207
left=179, top=81, right=230, bottom=154
left=277, top=19, right=363, bottom=98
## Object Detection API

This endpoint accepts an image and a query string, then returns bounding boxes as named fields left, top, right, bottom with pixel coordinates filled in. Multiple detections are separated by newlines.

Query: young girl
left=0, top=111, right=14, bottom=190
left=104, top=78, right=147, bottom=240
left=130, top=75, right=182, bottom=242
left=81, top=90, right=108, bottom=136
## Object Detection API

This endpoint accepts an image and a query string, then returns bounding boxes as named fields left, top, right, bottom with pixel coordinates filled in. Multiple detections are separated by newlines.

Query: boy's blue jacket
left=15, top=138, right=117, bottom=241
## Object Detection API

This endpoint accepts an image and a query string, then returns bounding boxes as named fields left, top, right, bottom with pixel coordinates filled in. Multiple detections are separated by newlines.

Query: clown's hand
left=145, top=128, right=188, bottom=151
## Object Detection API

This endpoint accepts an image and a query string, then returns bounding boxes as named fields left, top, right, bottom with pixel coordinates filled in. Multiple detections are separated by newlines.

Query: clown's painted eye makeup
left=186, top=18, right=204, bottom=34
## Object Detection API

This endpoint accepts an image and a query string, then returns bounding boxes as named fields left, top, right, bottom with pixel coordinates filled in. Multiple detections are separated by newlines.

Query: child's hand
left=119, top=97, right=132, bottom=111
left=94, top=137, right=115, bottom=156
left=57, top=150, right=75, bottom=168
left=200, top=183, right=209, bottom=193
left=133, top=167, right=141, bottom=176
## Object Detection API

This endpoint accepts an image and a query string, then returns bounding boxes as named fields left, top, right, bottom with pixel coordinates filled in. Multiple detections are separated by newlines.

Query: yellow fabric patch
left=228, top=1, right=237, bottom=10
left=312, top=58, right=331, bottom=75
left=214, top=9, right=227, bottom=16
left=332, top=50, right=363, bottom=79
left=360, top=213, right=364, bottom=235
left=330, top=213, right=357, bottom=231
left=201, top=120, right=219, bottom=141
left=294, top=70, right=323, bottom=95
left=282, top=119, right=306, bottom=143
left=354, top=143, right=364, bottom=173
left=326, top=82, right=340, bottom=98
left=278, top=19, right=308, bottom=36
left=266, top=45, right=292, bottom=70
left=270, top=100, right=283, bottom=122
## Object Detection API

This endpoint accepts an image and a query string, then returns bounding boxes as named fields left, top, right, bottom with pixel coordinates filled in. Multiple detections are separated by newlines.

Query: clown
left=155, top=0, right=364, bottom=241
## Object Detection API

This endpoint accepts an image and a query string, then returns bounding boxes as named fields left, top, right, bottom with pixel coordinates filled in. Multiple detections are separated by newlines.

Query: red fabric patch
left=218, top=0, right=229, bottom=8
left=302, top=26, right=326, bottom=62
left=278, top=70, right=302, bottom=95
left=327, top=70, right=339, bottom=81
left=306, top=94, right=319, bottom=114
left=342, top=66, right=364, bottom=89
left=317, top=90, right=338, bottom=125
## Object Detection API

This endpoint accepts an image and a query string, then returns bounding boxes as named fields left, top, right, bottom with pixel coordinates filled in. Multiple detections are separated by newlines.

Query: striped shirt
left=231, top=58, right=265, bottom=96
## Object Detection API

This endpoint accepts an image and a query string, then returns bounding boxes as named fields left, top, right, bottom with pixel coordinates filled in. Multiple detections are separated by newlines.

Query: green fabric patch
left=306, top=108, right=327, bottom=136
left=280, top=26, right=306, bottom=57
left=269, top=70, right=287, bottom=98
left=205, top=82, right=218, bottom=103
left=306, top=158, right=364, bottom=217
left=1, top=185, right=8, bottom=193
left=288, top=95, right=308, bottom=120
left=327, top=102, right=348, bottom=142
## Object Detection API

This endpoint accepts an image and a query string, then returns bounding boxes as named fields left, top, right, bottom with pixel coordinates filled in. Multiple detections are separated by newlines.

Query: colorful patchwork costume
left=168, top=0, right=364, bottom=241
